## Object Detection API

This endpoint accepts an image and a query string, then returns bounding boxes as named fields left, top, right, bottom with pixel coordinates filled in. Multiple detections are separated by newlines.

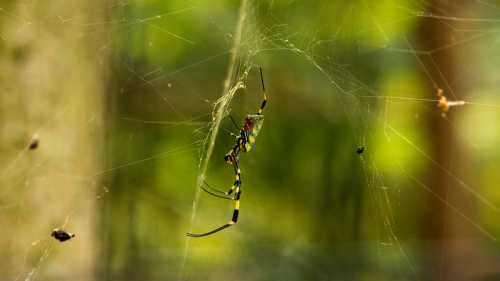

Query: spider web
left=1, top=1, right=500, bottom=281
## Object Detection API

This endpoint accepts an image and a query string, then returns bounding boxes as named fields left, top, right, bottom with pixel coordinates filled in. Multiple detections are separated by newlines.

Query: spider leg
left=220, top=127, right=239, bottom=139
left=187, top=161, right=242, bottom=237
left=200, top=184, right=235, bottom=200
left=229, top=115, right=240, bottom=131
left=201, top=180, right=227, bottom=194
left=186, top=223, right=233, bottom=237
left=187, top=185, right=241, bottom=237
left=258, top=67, right=267, bottom=115
left=201, top=180, right=240, bottom=199
left=203, top=179, right=239, bottom=195
left=224, top=142, right=241, bottom=165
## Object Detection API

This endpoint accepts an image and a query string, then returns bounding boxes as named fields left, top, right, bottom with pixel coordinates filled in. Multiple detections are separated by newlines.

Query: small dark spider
left=356, top=146, right=365, bottom=154
left=51, top=228, right=75, bottom=242
left=187, top=67, right=267, bottom=238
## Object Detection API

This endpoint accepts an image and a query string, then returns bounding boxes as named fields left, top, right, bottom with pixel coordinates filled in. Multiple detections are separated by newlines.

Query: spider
left=187, top=67, right=267, bottom=237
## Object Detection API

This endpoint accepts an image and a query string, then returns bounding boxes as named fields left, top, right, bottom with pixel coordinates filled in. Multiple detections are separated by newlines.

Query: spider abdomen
left=243, top=114, right=264, bottom=152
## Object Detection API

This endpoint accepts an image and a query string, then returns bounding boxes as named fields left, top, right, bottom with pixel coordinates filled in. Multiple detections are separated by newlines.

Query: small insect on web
left=51, top=228, right=75, bottom=242
left=187, top=67, right=268, bottom=238
left=356, top=146, right=365, bottom=154
left=28, top=134, right=39, bottom=150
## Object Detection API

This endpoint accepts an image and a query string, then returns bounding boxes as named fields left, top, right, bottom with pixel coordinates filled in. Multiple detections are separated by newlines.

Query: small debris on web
left=51, top=229, right=75, bottom=242
left=436, top=88, right=465, bottom=117
left=28, top=134, right=39, bottom=150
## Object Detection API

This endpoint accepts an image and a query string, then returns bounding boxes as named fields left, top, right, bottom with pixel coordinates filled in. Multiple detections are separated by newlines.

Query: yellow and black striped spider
left=187, top=68, right=267, bottom=237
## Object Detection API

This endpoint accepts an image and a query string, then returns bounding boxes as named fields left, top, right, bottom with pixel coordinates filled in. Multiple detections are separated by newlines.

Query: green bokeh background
left=2, top=1, right=500, bottom=281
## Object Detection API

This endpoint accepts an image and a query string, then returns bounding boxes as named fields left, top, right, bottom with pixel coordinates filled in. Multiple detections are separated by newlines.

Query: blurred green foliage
left=1, top=0, right=495, bottom=280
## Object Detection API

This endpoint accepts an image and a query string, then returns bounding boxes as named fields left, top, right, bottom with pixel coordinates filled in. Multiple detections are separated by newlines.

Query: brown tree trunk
left=417, top=1, right=498, bottom=280
left=0, top=1, right=106, bottom=280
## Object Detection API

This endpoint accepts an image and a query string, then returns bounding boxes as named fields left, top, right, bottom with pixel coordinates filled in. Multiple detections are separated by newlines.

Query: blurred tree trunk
left=0, top=1, right=107, bottom=280
left=417, top=1, right=497, bottom=280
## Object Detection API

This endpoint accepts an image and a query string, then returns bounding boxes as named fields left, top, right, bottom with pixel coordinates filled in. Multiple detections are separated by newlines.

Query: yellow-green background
left=1, top=1, right=500, bottom=281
